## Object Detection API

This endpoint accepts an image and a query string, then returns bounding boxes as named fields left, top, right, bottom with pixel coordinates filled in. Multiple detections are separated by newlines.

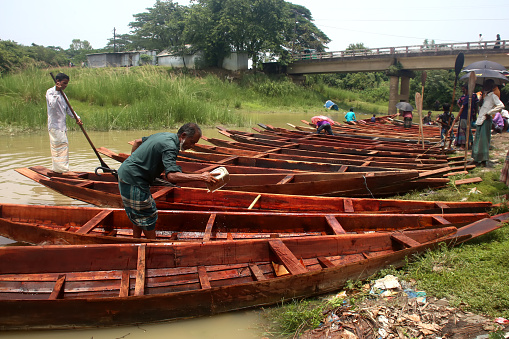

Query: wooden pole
left=419, top=71, right=427, bottom=148
left=464, top=71, right=477, bottom=169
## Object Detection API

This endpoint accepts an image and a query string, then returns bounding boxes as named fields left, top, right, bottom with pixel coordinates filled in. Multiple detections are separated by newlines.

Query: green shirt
left=118, top=132, right=182, bottom=190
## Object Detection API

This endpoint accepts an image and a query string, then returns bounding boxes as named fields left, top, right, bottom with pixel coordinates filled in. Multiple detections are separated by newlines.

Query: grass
left=0, top=67, right=390, bottom=133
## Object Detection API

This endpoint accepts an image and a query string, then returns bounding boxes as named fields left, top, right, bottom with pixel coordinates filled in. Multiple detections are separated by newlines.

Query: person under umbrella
left=311, top=115, right=335, bottom=135
left=471, top=79, right=505, bottom=167
left=448, top=84, right=479, bottom=151
left=395, top=102, right=414, bottom=128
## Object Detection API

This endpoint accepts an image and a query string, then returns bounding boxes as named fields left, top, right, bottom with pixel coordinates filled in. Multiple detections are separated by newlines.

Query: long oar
left=49, top=72, right=114, bottom=174
left=419, top=71, right=427, bottom=148
left=464, top=71, right=476, bottom=169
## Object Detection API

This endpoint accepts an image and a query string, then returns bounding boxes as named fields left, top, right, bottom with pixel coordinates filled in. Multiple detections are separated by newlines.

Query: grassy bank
left=0, top=67, right=388, bottom=132
left=262, top=158, right=509, bottom=337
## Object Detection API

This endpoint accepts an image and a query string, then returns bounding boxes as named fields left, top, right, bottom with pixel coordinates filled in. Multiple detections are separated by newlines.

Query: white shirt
left=476, top=92, right=504, bottom=125
left=46, top=86, right=80, bottom=131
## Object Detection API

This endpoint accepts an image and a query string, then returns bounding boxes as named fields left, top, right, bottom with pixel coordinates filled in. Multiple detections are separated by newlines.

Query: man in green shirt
left=118, top=123, right=218, bottom=239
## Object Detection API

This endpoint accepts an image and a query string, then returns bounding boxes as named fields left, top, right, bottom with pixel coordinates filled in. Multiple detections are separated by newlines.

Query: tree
left=129, top=0, right=188, bottom=52
left=67, top=39, right=93, bottom=64
left=106, top=33, right=136, bottom=52
left=285, top=3, right=330, bottom=54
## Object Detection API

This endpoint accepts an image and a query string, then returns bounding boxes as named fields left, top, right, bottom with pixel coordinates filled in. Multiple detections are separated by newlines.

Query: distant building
left=222, top=52, right=249, bottom=71
left=86, top=50, right=157, bottom=68
left=157, top=50, right=203, bottom=68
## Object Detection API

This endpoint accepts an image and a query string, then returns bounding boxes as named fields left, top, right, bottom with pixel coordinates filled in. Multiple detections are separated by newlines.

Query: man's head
left=350, top=107, right=354, bottom=112
left=427, top=111, right=432, bottom=116
left=484, top=79, right=495, bottom=92
left=55, top=73, right=70, bottom=91
left=177, top=123, right=202, bottom=151
left=442, top=103, right=451, bottom=112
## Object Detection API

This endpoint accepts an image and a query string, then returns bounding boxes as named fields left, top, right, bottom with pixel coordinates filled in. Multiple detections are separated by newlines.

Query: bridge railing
left=294, top=40, right=508, bottom=61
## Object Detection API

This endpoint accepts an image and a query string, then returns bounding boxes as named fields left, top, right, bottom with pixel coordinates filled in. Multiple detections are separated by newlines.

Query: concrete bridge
left=285, top=40, right=509, bottom=114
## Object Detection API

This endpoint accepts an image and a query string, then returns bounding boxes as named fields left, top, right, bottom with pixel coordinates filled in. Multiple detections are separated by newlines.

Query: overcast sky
left=1, top=0, right=507, bottom=51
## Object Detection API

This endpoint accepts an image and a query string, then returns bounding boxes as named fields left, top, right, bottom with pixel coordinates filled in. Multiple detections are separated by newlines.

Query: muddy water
left=1, top=111, right=370, bottom=338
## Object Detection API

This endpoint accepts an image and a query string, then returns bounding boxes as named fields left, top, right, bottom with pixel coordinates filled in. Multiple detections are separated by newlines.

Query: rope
left=362, top=175, right=375, bottom=199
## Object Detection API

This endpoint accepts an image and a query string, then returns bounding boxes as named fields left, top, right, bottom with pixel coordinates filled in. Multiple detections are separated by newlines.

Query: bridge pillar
left=388, top=75, right=411, bottom=115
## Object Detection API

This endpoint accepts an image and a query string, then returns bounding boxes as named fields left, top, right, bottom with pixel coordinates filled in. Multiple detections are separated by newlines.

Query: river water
left=0, top=111, right=371, bottom=338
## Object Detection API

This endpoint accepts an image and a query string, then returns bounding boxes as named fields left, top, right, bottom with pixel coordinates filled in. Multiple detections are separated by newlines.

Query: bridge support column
left=388, top=76, right=411, bottom=115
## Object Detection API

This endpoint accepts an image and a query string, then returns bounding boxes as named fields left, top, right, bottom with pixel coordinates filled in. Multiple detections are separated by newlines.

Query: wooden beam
left=203, top=213, right=216, bottom=242
left=343, top=199, right=355, bottom=213
left=119, top=270, right=130, bottom=297
left=325, top=215, right=347, bottom=235
left=76, top=210, right=112, bottom=234
left=455, top=177, right=482, bottom=185
left=269, top=239, right=307, bottom=275
left=433, top=215, right=451, bottom=225
left=317, top=256, right=336, bottom=269
left=338, top=165, right=348, bottom=172
left=391, top=233, right=421, bottom=248
left=249, top=264, right=267, bottom=281
left=361, top=161, right=371, bottom=167
left=277, top=175, right=294, bottom=185
left=198, top=266, right=211, bottom=289
left=134, top=244, right=146, bottom=296
left=152, top=186, right=174, bottom=200
left=48, top=274, right=66, bottom=300
left=435, top=202, right=450, bottom=209
left=217, top=155, right=239, bottom=164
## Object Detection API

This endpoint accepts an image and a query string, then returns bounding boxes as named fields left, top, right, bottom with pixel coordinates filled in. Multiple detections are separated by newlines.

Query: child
left=436, top=103, right=455, bottom=149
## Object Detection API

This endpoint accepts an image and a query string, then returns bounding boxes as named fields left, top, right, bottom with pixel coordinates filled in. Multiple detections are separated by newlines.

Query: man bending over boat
left=117, top=123, right=218, bottom=239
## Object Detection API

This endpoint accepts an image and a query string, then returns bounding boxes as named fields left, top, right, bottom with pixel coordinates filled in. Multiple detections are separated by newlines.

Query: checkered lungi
left=118, top=179, right=158, bottom=231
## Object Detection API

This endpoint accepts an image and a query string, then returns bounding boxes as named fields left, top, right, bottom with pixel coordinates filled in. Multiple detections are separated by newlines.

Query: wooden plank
left=249, top=264, right=267, bottom=281
left=361, top=161, right=371, bottom=167
left=455, top=177, right=483, bottom=185
left=444, top=170, right=468, bottom=177
left=76, top=210, right=112, bottom=234
left=391, top=233, right=421, bottom=248
left=435, top=202, right=450, bottom=209
left=227, top=232, right=233, bottom=241
left=75, top=182, right=94, bottom=188
left=119, top=270, right=130, bottom=297
left=48, top=274, right=66, bottom=300
left=134, top=244, right=146, bottom=296
left=338, top=165, right=348, bottom=172
left=198, top=266, right=211, bottom=289
left=217, top=155, right=239, bottom=164
left=152, top=186, right=174, bottom=200
left=343, top=199, right=355, bottom=213
left=269, top=239, right=307, bottom=275
left=325, top=215, right=347, bottom=235
left=317, top=256, right=335, bottom=269
left=203, top=214, right=216, bottom=242
left=433, top=215, right=451, bottom=225
left=277, top=175, right=294, bottom=185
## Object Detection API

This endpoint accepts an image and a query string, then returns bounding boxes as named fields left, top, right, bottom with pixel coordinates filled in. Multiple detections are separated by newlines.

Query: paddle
left=49, top=72, right=115, bottom=175
left=464, top=71, right=476, bottom=169
left=419, top=71, right=427, bottom=148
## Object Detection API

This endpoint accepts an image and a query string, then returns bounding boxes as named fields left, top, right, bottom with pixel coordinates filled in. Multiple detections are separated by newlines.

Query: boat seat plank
left=325, top=215, right=347, bottom=235
left=435, top=202, right=450, bottom=209
left=391, top=233, right=421, bottom=248
left=48, top=274, right=66, bottom=300
left=343, top=199, right=354, bottom=213
left=152, top=187, right=174, bottom=200
left=119, top=270, right=130, bottom=297
left=433, top=216, right=451, bottom=225
left=76, top=210, right=113, bottom=234
left=269, top=239, right=307, bottom=275
left=227, top=232, right=233, bottom=241
left=277, top=175, right=294, bottom=185
left=217, top=156, right=239, bottom=164
left=247, top=194, right=262, bottom=210
left=249, top=264, right=267, bottom=281
left=134, top=244, right=146, bottom=296
left=338, top=165, right=348, bottom=172
left=198, top=266, right=211, bottom=289
left=75, top=182, right=94, bottom=188
left=317, top=256, right=335, bottom=269
left=203, top=213, right=216, bottom=242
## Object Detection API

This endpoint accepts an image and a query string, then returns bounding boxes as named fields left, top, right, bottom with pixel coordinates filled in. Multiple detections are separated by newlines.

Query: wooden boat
left=17, top=165, right=435, bottom=197
left=0, top=213, right=505, bottom=330
left=0, top=202, right=490, bottom=245
left=16, top=166, right=493, bottom=215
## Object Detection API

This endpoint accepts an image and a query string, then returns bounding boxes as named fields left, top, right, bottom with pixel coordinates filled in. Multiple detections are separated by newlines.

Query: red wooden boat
left=0, top=202, right=489, bottom=245
left=16, top=166, right=493, bottom=215
left=0, top=213, right=505, bottom=330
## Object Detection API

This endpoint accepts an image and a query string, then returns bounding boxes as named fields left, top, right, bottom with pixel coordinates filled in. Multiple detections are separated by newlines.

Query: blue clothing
left=324, top=100, right=339, bottom=111
left=345, top=111, right=356, bottom=122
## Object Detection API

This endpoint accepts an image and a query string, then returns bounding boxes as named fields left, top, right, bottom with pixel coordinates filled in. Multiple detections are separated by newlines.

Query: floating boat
left=0, top=202, right=490, bottom=245
left=16, top=166, right=493, bottom=215
left=0, top=213, right=505, bottom=330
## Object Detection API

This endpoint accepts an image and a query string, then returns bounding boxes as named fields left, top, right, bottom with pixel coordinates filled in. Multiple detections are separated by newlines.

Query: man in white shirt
left=45, top=73, right=82, bottom=173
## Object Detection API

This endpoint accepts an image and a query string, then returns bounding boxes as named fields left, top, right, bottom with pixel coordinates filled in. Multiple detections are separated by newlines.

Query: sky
left=1, top=0, right=508, bottom=52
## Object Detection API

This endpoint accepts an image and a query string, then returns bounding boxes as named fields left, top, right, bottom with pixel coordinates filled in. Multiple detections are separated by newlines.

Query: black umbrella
left=395, top=102, right=414, bottom=111
left=460, top=69, right=509, bottom=86
left=463, top=60, right=508, bottom=75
